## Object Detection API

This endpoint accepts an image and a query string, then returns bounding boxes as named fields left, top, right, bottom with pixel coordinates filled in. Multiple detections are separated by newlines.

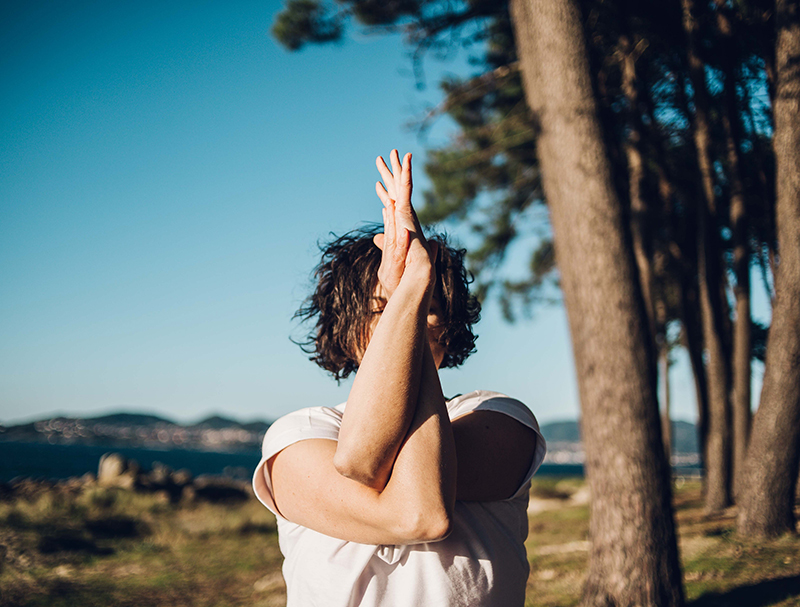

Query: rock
left=97, top=453, right=137, bottom=489
left=172, top=468, right=193, bottom=486
left=148, top=462, right=172, bottom=485
left=98, top=453, right=125, bottom=479
left=181, top=485, right=196, bottom=503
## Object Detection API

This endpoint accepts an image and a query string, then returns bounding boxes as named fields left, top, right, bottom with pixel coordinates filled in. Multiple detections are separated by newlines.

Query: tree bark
left=679, top=265, right=710, bottom=486
left=661, top=343, right=672, bottom=464
left=620, top=33, right=656, bottom=345
left=642, top=83, right=710, bottom=483
left=736, top=0, right=800, bottom=538
left=715, top=3, right=753, bottom=500
left=681, top=0, right=733, bottom=513
left=509, top=1, right=685, bottom=604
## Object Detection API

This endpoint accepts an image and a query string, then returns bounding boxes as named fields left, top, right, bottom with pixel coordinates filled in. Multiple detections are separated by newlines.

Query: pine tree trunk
left=715, top=4, right=753, bottom=500
left=620, top=34, right=656, bottom=344
left=716, top=0, right=752, bottom=495
left=661, top=344, right=672, bottom=464
left=643, top=85, right=707, bottom=483
left=679, top=272, right=709, bottom=488
left=681, top=0, right=733, bottom=513
left=509, top=1, right=684, bottom=604
left=736, top=0, right=800, bottom=538
left=730, top=181, right=752, bottom=504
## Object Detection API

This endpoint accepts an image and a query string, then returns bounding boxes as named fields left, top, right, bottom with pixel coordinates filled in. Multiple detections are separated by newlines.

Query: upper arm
left=267, top=439, right=446, bottom=545
left=452, top=411, right=538, bottom=502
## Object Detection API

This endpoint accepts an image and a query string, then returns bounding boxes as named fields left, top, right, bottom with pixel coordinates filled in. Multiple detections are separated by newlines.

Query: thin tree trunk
left=715, top=3, right=753, bottom=500
left=509, top=1, right=684, bottom=604
left=741, top=84, right=778, bottom=309
left=736, top=0, right=800, bottom=538
left=681, top=0, right=733, bottom=513
left=620, top=33, right=656, bottom=344
left=661, top=344, right=672, bottom=464
left=643, top=82, right=709, bottom=483
left=679, top=267, right=710, bottom=488
left=729, top=156, right=752, bottom=504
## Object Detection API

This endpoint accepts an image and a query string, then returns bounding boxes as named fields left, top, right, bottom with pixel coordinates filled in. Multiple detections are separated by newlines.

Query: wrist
left=391, top=271, right=435, bottom=310
left=397, top=264, right=435, bottom=296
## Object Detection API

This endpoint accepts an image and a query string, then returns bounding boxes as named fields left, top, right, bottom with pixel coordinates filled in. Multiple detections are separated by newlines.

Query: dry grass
left=0, top=487, right=284, bottom=607
left=524, top=477, right=800, bottom=607
left=1, top=479, right=799, bottom=606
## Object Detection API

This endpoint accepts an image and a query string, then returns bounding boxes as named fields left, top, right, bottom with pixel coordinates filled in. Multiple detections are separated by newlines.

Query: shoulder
left=448, top=390, right=541, bottom=432
left=260, top=404, right=345, bottom=461
left=448, top=391, right=548, bottom=501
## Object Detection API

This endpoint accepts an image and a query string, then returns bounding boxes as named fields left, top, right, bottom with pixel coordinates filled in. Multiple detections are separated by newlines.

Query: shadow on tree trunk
left=688, top=574, right=800, bottom=607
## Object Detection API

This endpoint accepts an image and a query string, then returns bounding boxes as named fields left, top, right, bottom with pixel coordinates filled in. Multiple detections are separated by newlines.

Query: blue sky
left=1, top=0, right=764, bottom=426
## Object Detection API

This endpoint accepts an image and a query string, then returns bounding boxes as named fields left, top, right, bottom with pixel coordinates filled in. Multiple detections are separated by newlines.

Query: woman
left=252, top=150, right=546, bottom=606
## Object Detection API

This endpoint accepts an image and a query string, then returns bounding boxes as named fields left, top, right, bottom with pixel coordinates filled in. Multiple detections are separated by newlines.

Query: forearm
left=376, top=342, right=457, bottom=540
left=334, top=274, right=432, bottom=489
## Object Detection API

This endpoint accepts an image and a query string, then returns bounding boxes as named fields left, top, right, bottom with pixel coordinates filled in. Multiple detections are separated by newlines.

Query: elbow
left=421, top=512, right=453, bottom=542
left=398, top=506, right=453, bottom=543
left=333, top=449, right=385, bottom=489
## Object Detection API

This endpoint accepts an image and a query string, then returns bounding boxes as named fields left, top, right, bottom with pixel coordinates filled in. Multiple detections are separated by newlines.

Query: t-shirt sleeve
left=251, top=406, right=343, bottom=516
left=451, top=391, right=548, bottom=500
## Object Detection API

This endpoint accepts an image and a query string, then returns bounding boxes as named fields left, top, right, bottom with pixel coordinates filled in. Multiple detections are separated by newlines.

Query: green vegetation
left=0, top=486, right=284, bottom=607
left=524, top=479, right=800, bottom=607
left=1, top=479, right=798, bottom=606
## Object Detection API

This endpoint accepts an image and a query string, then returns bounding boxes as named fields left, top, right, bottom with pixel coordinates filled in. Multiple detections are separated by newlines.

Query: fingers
left=376, top=156, right=397, bottom=201
left=395, top=227, right=410, bottom=262
left=390, top=149, right=402, bottom=181
left=377, top=150, right=412, bottom=203
left=390, top=150, right=406, bottom=205
left=375, top=181, right=392, bottom=207
left=383, top=201, right=396, bottom=251
left=401, top=153, right=412, bottom=188
left=376, top=149, right=423, bottom=242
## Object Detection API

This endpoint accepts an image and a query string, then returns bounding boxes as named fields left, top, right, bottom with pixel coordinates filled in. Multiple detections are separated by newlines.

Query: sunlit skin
left=364, top=284, right=447, bottom=370
left=265, top=149, right=538, bottom=547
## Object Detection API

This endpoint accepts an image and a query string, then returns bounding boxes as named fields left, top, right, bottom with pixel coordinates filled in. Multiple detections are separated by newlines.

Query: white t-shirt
left=252, top=390, right=547, bottom=607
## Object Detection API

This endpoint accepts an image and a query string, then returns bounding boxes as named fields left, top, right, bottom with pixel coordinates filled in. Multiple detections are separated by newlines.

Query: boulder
left=97, top=453, right=137, bottom=489
left=147, top=461, right=173, bottom=486
left=172, top=468, right=193, bottom=486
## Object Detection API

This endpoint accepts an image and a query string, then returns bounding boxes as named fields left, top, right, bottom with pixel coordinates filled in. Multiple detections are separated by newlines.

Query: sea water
left=0, top=441, right=586, bottom=482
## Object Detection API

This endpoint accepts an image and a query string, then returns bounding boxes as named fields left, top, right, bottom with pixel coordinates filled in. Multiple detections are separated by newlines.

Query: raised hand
left=373, top=150, right=437, bottom=298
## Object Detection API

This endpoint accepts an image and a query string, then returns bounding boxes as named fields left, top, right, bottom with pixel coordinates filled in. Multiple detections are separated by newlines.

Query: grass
left=524, top=479, right=800, bottom=607
left=1, top=480, right=798, bottom=606
left=0, top=487, right=284, bottom=607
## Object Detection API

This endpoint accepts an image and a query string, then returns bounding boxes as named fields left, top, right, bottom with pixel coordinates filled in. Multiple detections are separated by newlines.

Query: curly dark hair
left=294, top=224, right=481, bottom=381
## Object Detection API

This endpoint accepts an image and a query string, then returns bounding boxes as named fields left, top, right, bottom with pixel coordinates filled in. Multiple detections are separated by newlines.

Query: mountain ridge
left=0, top=413, right=699, bottom=455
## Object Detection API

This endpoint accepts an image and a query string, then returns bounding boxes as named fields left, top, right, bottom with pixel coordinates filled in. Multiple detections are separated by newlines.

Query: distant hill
left=540, top=421, right=581, bottom=442
left=85, top=413, right=177, bottom=425
left=191, top=415, right=244, bottom=429
left=1, top=413, right=698, bottom=456
left=0, top=412, right=274, bottom=452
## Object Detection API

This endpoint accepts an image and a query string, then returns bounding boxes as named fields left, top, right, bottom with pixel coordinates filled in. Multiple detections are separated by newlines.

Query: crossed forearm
left=333, top=277, right=456, bottom=534
left=378, top=341, right=456, bottom=538
left=335, top=275, right=433, bottom=488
